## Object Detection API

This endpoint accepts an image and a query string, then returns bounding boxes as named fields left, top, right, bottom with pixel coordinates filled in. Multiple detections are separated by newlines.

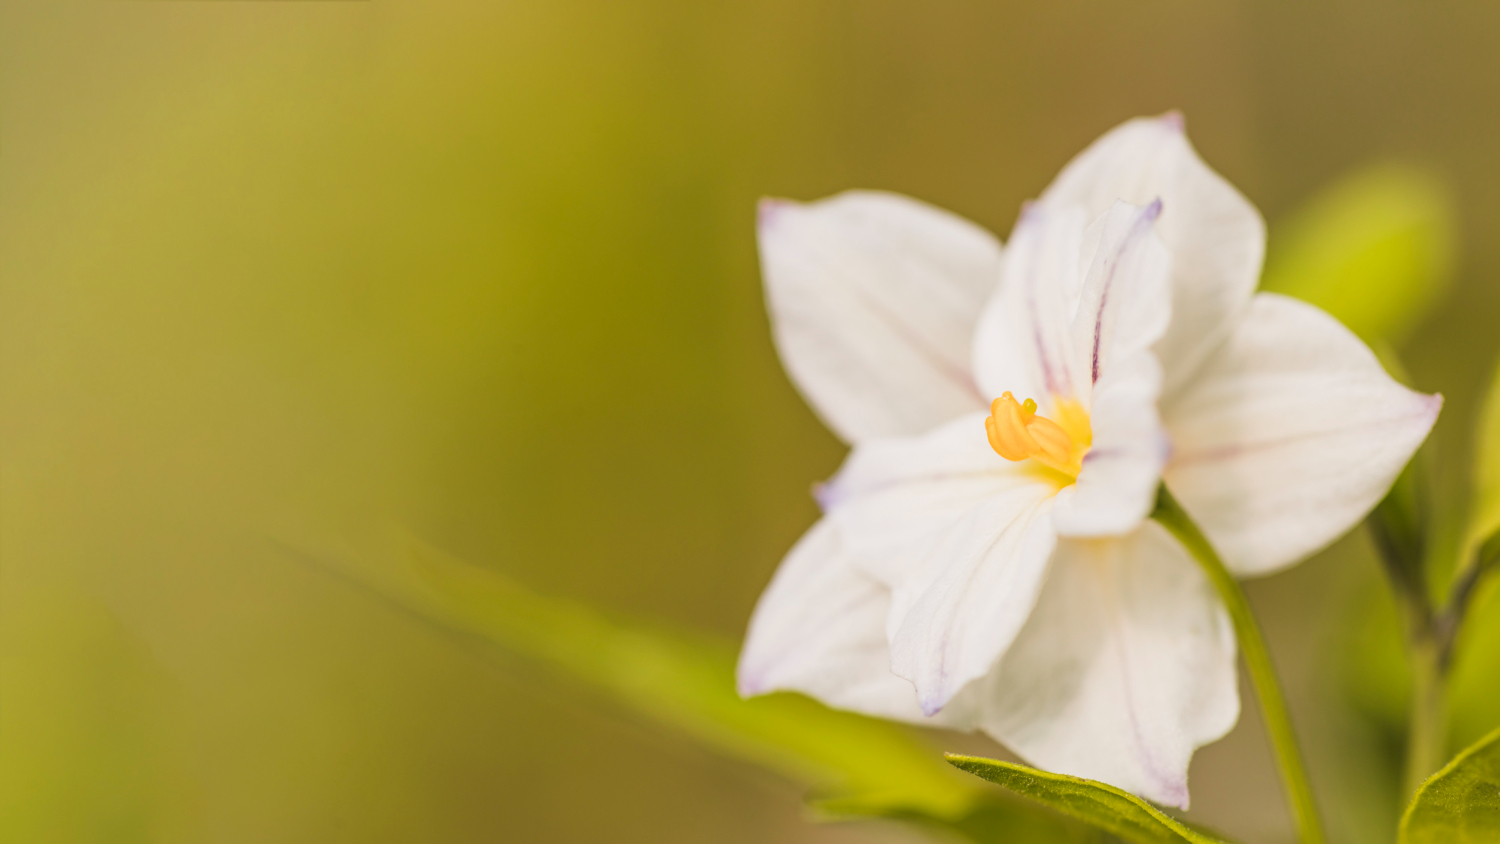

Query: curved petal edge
left=977, top=522, right=1239, bottom=809
left=1164, top=293, right=1442, bottom=576
left=759, top=191, right=1001, bottom=443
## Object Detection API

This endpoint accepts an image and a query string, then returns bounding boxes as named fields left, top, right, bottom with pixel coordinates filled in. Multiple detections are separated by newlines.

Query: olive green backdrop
left=3, top=2, right=1498, bottom=842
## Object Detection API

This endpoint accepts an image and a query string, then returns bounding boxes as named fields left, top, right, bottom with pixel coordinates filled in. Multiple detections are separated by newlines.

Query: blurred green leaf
left=1398, top=725, right=1500, bottom=843
left=883, top=801, right=1110, bottom=844
left=1445, top=362, right=1500, bottom=753
left=0, top=581, right=197, bottom=843
left=315, top=534, right=975, bottom=816
left=1338, top=578, right=1412, bottom=737
left=1262, top=163, right=1456, bottom=345
left=1372, top=458, right=1429, bottom=596
left=1471, top=359, right=1500, bottom=556
left=945, top=755, right=1234, bottom=844
left=1449, top=574, right=1500, bottom=753
left=301, top=532, right=1084, bottom=836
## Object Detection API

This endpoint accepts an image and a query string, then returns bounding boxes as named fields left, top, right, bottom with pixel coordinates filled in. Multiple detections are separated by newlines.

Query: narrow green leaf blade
left=1261, top=162, right=1456, bottom=345
left=1472, top=358, right=1500, bottom=555
left=301, top=531, right=982, bottom=820
left=945, top=754, right=1234, bottom=844
left=1399, top=725, right=1500, bottom=843
left=878, top=801, right=1108, bottom=844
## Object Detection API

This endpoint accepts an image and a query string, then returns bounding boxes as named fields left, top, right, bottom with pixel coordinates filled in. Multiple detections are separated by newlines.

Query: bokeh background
left=3, top=2, right=1499, bottom=842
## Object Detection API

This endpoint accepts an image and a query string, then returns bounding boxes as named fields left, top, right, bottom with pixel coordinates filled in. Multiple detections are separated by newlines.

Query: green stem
left=1400, top=532, right=1500, bottom=793
left=1152, top=487, right=1326, bottom=844
left=1402, top=633, right=1448, bottom=797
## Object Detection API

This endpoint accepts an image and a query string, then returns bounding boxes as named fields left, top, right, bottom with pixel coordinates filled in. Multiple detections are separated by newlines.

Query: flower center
left=984, top=392, right=1093, bottom=480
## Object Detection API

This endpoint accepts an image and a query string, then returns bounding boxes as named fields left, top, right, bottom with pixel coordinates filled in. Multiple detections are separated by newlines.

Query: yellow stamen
left=985, top=392, right=1092, bottom=479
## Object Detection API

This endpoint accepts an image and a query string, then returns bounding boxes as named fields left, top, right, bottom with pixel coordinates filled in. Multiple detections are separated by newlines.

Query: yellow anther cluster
left=984, top=392, right=1092, bottom=479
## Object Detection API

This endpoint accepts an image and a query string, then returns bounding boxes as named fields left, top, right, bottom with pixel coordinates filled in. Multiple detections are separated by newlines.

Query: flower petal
left=759, top=191, right=1001, bottom=443
left=1054, top=353, right=1169, bottom=537
left=736, top=517, right=976, bottom=727
left=1040, top=114, right=1265, bottom=396
left=1051, top=200, right=1174, bottom=536
left=1164, top=293, right=1442, bottom=576
left=885, top=486, right=1059, bottom=716
left=977, top=522, right=1239, bottom=809
left=1068, top=200, right=1173, bottom=395
left=972, top=204, right=1088, bottom=405
left=821, top=411, right=1048, bottom=585
left=973, top=199, right=1173, bottom=537
left=810, top=413, right=1056, bottom=716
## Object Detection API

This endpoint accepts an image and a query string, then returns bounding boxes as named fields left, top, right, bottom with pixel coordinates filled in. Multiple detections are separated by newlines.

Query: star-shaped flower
left=737, top=114, right=1440, bottom=808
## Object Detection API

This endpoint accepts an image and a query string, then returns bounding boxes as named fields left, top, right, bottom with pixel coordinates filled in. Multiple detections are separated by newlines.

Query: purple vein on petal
left=1168, top=393, right=1440, bottom=468
left=1094, top=553, right=1189, bottom=809
left=1091, top=198, right=1163, bottom=385
left=844, top=278, right=986, bottom=405
left=759, top=196, right=986, bottom=406
left=914, top=496, right=1048, bottom=716
left=1017, top=204, right=1068, bottom=399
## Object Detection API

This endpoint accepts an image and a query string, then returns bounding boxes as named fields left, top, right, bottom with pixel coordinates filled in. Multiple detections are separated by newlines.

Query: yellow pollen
left=985, top=392, right=1093, bottom=479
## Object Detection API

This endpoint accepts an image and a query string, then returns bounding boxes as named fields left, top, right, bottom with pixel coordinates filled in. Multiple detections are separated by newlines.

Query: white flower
left=736, top=114, right=1441, bottom=808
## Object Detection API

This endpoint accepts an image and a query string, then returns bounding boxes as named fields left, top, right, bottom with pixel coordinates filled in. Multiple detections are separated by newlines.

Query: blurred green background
left=3, top=2, right=1499, bottom=842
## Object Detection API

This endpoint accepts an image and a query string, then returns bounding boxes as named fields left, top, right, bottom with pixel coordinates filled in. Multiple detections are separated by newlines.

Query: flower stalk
left=1394, top=528, right=1500, bottom=794
left=1403, top=631, right=1448, bottom=798
left=1369, top=448, right=1500, bottom=795
left=1152, top=486, right=1327, bottom=844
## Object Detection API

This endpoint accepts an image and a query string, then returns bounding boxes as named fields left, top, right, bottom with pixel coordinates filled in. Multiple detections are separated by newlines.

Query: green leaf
left=295, top=534, right=1106, bottom=841
left=881, top=801, right=1110, bottom=844
left=1371, top=456, right=1429, bottom=592
left=1261, top=162, right=1457, bottom=345
left=298, top=531, right=985, bottom=819
left=946, top=754, right=1235, bottom=844
left=1471, top=358, right=1500, bottom=556
left=1444, top=361, right=1500, bottom=754
left=1399, top=725, right=1500, bottom=843
left=1450, top=578, right=1500, bottom=752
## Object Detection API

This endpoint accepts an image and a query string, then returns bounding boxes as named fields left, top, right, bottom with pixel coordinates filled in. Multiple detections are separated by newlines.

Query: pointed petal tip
left=1407, top=390, right=1444, bottom=432
left=734, top=664, right=768, bottom=699
left=1425, top=391, right=1445, bottom=417
left=1160, top=782, right=1190, bottom=811
left=916, top=681, right=958, bottom=718
left=734, top=646, right=773, bottom=698
left=1137, top=765, right=1190, bottom=810
left=1143, top=196, right=1164, bottom=220
left=1159, top=110, right=1185, bottom=133
left=1017, top=198, right=1041, bottom=225
left=1011, top=200, right=1051, bottom=240
left=1152, top=767, right=1188, bottom=809
left=757, top=197, right=794, bottom=230
left=811, top=480, right=837, bottom=512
